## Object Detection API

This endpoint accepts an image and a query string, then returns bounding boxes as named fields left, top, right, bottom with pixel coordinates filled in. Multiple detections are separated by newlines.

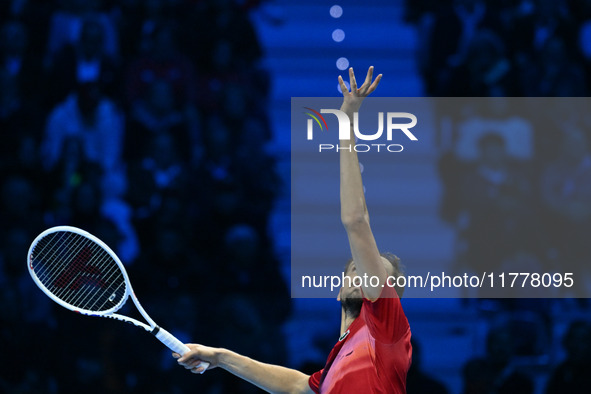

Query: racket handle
left=154, top=327, right=210, bottom=373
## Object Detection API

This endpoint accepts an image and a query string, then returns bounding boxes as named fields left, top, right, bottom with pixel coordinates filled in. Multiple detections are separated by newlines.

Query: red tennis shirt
left=308, top=286, right=412, bottom=393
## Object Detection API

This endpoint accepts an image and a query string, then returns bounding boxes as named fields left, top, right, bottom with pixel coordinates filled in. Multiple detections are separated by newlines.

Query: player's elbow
left=362, top=285, right=384, bottom=302
left=281, top=374, right=312, bottom=394
left=341, top=213, right=369, bottom=230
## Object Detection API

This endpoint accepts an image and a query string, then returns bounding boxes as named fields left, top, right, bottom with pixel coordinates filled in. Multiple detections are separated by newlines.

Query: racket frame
left=28, top=226, right=208, bottom=371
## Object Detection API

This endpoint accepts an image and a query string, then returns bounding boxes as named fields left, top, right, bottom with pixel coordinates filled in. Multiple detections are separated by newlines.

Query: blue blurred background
left=1, top=0, right=591, bottom=393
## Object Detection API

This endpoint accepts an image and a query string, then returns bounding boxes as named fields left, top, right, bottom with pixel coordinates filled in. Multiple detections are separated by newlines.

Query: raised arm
left=175, top=344, right=313, bottom=394
left=338, top=67, right=387, bottom=301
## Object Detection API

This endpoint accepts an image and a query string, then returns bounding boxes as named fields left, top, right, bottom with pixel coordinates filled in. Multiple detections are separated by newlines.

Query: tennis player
left=175, top=66, right=412, bottom=393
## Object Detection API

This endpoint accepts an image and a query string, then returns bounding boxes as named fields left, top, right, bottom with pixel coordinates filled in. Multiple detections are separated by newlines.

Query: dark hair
left=344, top=252, right=405, bottom=298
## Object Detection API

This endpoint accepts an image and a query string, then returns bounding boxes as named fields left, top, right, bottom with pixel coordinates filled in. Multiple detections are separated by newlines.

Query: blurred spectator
left=196, top=38, right=270, bottom=115
left=545, top=321, right=591, bottom=394
left=414, top=0, right=584, bottom=96
left=180, top=0, right=262, bottom=72
left=46, top=0, right=119, bottom=63
left=234, top=115, right=280, bottom=233
left=525, top=0, right=577, bottom=55
left=520, top=37, right=587, bottom=96
left=100, top=171, right=140, bottom=264
left=454, top=99, right=533, bottom=161
left=47, top=17, right=121, bottom=106
left=446, top=0, right=502, bottom=66
left=125, top=130, right=198, bottom=284
left=221, top=80, right=271, bottom=132
left=421, top=0, right=506, bottom=95
left=0, top=21, right=45, bottom=173
left=211, top=224, right=290, bottom=325
left=195, top=113, right=279, bottom=246
left=0, top=20, right=42, bottom=102
left=195, top=115, right=241, bottom=237
left=117, top=0, right=177, bottom=58
left=43, top=136, right=102, bottom=221
left=125, top=79, right=198, bottom=163
left=456, top=133, right=537, bottom=273
left=463, top=325, right=534, bottom=394
left=42, top=81, right=124, bottom=175
left=49, top=165, right=103, bottom=229
left=0, top=68, right=44, bottom=176
left=126, top=23, right=196, bottom=109
left=0, top=1, right=54, bottom=66
left=443, top=29, right=520, bottom=96
left=127, top=132, right=192, bottom=228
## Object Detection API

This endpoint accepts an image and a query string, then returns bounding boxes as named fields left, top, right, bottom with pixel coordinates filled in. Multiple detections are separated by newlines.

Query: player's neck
left=340, top=311, right=356, bottom=336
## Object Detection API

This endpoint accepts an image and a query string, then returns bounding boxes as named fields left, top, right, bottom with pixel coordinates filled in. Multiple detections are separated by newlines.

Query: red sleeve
left=361, top=285, right=409, bottom=344
left=308, top=369, right=323, bottom=394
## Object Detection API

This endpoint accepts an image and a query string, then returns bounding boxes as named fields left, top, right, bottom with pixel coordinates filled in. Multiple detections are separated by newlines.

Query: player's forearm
left=339, top=115, right=369, bottom=226
left=218, top=348, right=311, bottom=394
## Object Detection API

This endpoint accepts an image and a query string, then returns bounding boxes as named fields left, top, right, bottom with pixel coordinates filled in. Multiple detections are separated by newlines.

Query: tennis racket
left=27, top=225, right=209, bottom=372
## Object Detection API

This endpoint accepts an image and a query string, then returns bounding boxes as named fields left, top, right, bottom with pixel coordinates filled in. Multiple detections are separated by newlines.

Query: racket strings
left=56, top=236, right=121, bottom=310
left=43, top=234, right=94, bottom=297
left=31, top=231, right=127, bottom=312
left=38, top=233, right=125, bottom=311
left=35, top=233, right=95, bottom=297
left=35, top=233, right=91, bottom=299
left=34, top=233, right=102, bottom=303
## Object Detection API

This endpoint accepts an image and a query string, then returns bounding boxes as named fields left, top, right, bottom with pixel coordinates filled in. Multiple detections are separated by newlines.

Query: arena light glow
left=330, top=5, right=343, bottom=18
left=332, top=29, right=345, bottom=43
left=336, top=57, right=349, bottom=70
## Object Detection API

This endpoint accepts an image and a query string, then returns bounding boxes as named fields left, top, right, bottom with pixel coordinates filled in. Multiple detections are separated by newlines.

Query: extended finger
left=338, top=75, right=348, bottom=96
left=366, top=74, right=382, bottom=94
left=361, top=66, right=374, bottom=90
left=349, top=67, right=357, bottom=93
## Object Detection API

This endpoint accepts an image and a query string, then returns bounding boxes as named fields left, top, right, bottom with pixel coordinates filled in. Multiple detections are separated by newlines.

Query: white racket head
left=28, top=226, right=131, bottom=316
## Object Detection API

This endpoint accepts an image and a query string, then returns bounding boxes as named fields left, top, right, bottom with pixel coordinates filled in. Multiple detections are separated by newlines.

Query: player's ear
left=336, top=287, right=342, bottom=302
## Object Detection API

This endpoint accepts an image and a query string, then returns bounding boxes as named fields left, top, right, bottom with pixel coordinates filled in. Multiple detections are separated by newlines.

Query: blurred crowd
left=405, top=0, right=591, bottom=392
left=0, top=0, right=288, bottom=392
left=2, top=0, right=591, bottom=392
left=407, top=0, right=591, bottom=97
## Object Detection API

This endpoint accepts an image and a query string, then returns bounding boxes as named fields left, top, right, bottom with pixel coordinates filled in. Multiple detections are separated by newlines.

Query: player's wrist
left=216, top=348, right=232, bottom=368
left=340, top=99, right=363, bottom=115
left=340, top=107, right=358, bottom=119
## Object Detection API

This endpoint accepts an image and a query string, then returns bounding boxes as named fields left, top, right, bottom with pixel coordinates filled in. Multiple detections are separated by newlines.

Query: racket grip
left=154, top=327, right=210, bottom=373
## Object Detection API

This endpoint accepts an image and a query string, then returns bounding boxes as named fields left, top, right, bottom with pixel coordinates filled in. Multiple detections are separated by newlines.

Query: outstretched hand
left=338, top=66, right=382, bottom=116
